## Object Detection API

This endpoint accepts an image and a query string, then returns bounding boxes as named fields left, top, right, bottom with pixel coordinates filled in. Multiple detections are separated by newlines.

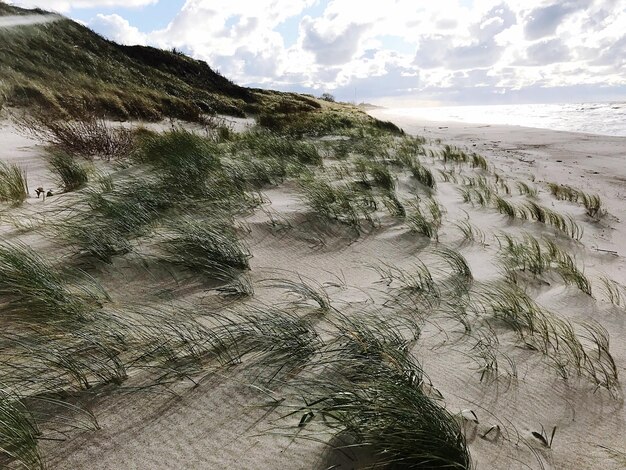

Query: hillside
left=0, top=2, right=319, bottom=121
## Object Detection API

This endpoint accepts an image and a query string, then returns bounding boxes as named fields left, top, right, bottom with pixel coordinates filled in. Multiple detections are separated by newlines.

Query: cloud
left=88, top=13, right=147, bottom=45
left=414, top=3, right=516, bottom=70
left=523, top=38, right=571, bottom=65
left=589, top=34, right=626, bottom=68
left=523, top=1, right=590, bottom=40
left=8, top=0, right=157, bottom=13
left=331, top=62, right=421, bottom=100
left=301, top=17, right=370, bottom=65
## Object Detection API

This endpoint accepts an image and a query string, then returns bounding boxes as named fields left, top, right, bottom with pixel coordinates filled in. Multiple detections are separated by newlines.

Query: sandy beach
left=1, top=111, right=625, bottom=469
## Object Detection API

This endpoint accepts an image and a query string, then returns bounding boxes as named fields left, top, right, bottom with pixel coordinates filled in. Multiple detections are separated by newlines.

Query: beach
left=1, top=110, right=625, bottom=469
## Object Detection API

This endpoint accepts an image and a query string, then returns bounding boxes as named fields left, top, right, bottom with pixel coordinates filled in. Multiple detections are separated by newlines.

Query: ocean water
left=382, top=102, right=626, bottom=137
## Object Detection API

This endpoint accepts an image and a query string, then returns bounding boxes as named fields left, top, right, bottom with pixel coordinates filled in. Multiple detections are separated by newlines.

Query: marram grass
left=0, top=160, right=28, bottom=205
left=0, top=390, right=42, bottom=470
left=0, top=241, right=106, bottom=321
left=47, top=150, right=89, bottom=192
left=157, top=215, right=251, bottom=277
left=281, top=312, right=470, bottom=469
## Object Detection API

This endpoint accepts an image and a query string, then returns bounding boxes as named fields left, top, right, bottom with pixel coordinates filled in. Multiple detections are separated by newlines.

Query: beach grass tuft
left=0, top=241, right=106, bottom=321
left=47, top=150, right=89, bottom=192
left=0, top=160, right=28, bottom=205
left=0, top=390, right=42, bottom=470
left=158, top=215, right=251, bottom=276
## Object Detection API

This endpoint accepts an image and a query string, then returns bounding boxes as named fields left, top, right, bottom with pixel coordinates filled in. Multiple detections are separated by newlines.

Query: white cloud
left=88, top=13, right=147, bottom=45
left=8, top=0, right=157, bottom=13
left=301, top=17, right=370, bottom=65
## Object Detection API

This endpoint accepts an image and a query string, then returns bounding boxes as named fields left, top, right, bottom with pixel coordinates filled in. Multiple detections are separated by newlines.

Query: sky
left=7, top=0, right=626, bottom=106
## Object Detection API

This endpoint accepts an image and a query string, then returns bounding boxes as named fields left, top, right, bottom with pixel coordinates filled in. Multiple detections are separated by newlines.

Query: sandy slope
left=0, top=119, right=54, bottom=192
left=2, top=113, right=626, bottom=469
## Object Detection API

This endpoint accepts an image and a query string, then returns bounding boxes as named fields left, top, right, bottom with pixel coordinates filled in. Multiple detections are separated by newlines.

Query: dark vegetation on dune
left=0, top=2, right=321, bottom=122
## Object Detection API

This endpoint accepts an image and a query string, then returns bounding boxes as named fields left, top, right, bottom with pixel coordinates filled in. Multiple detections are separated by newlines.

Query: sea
left=380, top=102, right=626, bottom=137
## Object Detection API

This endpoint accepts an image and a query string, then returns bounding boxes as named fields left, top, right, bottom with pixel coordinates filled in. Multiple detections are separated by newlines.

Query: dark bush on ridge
left=373, top=118, right=404, bottom=135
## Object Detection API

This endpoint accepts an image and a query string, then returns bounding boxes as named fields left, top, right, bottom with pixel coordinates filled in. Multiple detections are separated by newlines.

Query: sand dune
left=1, top=112, right=625, bottom=469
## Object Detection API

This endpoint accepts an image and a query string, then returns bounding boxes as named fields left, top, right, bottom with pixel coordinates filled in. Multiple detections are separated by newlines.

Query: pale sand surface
left=2, top=112, right=625, bottom=469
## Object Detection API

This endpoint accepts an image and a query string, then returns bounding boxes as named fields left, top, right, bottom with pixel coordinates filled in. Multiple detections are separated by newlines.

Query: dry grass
left=16, top=111, right=134, bottom=160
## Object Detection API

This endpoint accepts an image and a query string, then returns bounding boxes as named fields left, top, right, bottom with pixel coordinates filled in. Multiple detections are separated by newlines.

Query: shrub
left=16, top=111, right=134, bottom=160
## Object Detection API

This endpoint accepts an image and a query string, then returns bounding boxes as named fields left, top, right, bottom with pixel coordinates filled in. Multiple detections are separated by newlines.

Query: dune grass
left=436, top=247, right=473, bottom=282
left=224, top=152, right=292, bottom=189
left=0, top=160, right=28, bottom=205
left=132, top=127, right=222, bottom=196
left=456, top=178, right=584, bottom=239
left=56, top=176, right=167, bottom=262
left=579, top=192, right=604, bottom=218
left=470, top=153, right=488, bottom=170
left=516, top=181, right=538, bottom=198
left=494, top=195, right=516, bottom=218
left=0, top=80, right=622, bottom=470
left=0, top=241, right=106, bottom=321
left=473, top=282, right=617, bottom=391
left=299, top=176, right=377, bottom=231
left=406, top=197, right=443, bottom=241
left=454, top=219, right=487, bottom=245
left=157, top=215, right=251, bottom=277
left=233, top=131, right=322, bottom=167
left=263, top=276, right=333, bottom=312
left=409, top=159, right=437, bottom=190
left=375, top=260, right=440, bottom=306
left=47, top=150, right=89, bottom=192
left=397, top=150, right=437, bottom=190
left=518, top=201, right=584, bottom=239
left=548, top=182, right=605, bottom=218
left=548, top=182, right=579, bottom=202
left=56, top=128, right=253, bottom=263
left=354, top=157, right=395, bottom=191
left=441, top=145, right=468, bottom=165
left=280, top=313, right=469, bottom=469
left=0, top=390, right=42, bottom=470
left=498, top=233, right=592, bottom=295
left=599, top=277, right=626, bottom=307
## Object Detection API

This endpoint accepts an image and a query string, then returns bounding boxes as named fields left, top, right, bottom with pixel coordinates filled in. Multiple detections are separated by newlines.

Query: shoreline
left=369, top=108, right=626, bottom=184
left=368, top=101, right=626, bottom=138
left=370, top=107, right=626, bottom=275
